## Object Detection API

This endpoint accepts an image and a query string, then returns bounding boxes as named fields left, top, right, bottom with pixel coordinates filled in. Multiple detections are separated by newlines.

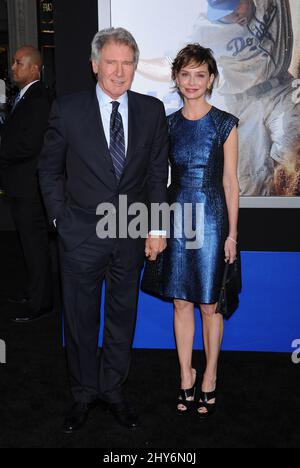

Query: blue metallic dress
left=162, top=106, right=239, bottom=304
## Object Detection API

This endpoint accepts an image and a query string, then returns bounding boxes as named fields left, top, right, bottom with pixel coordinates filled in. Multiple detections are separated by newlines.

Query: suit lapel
left=84, top=91, right=118, bottom=189
left=82, top=90, right=139, bottom=187
left=16, top=81, right=40, bottom=107
left=6, top=82, right=40, bottom=121
left=123, top=91, right=138, bottom=171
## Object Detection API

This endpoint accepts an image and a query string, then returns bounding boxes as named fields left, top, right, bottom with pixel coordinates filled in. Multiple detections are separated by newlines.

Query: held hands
left=145, top=235, right=167, bottom=261
left=224, top=236, right=237, bottom=264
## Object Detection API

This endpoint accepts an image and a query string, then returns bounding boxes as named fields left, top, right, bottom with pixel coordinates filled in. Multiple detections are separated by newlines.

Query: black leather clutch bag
left=141, top=252, right=164, bottom=297
left=217, top=251, right=242, bottom=319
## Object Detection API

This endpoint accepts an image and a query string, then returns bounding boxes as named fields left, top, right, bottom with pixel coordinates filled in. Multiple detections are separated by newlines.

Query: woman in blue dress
left=160, top=44, right=239, bottom=417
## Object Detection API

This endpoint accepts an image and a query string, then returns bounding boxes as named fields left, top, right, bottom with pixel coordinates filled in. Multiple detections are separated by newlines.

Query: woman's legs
left=174, top=299, right=224, bottom=413
left=174, top=299, right=196, bottom=411
left=199, top=303, right=224, bottom=413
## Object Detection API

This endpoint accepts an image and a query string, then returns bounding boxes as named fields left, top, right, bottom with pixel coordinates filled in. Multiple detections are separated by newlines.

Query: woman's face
left=221, top=0, right=254, bottom=26
left=176, top=62, right=214, bottom=101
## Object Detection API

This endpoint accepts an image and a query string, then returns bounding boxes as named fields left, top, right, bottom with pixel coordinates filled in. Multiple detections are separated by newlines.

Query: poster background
left=111, top=0, right=300, bottom=110
left=99, top=0, right=300, bottom=206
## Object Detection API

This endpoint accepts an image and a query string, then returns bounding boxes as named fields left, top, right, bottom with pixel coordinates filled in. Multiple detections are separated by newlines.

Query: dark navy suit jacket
left=0, top=82, right=51, bottom=197
left=39, top=88, right=169, bottom=263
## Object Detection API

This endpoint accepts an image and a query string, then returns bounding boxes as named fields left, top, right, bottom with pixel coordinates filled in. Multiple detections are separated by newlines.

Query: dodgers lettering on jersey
left=189, top=0, right=293, bottom=94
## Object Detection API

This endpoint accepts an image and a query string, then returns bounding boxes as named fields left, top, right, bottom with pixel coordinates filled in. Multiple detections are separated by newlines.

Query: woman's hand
left=224, top=237, right=237, bottom=264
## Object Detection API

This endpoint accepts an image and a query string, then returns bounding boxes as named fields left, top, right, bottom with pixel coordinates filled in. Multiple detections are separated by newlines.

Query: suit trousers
left=9, top=194, right=52, bottom=311
left=59, top=233, right=142, bottom=404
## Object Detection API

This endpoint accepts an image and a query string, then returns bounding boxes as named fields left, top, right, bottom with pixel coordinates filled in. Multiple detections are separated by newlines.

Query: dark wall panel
left=54, top=0, right=98, bottom=96
left=238, top=209, right=300, bottom=252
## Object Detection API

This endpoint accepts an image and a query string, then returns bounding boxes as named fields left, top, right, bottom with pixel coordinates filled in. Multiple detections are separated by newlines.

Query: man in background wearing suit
left=0, top=46, right=53, bottom=322
left=39, top=28, right=168, bottom=432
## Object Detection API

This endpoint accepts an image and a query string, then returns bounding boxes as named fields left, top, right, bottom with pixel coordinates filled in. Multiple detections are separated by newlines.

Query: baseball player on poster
left=138, top=0, right=300, bottom=196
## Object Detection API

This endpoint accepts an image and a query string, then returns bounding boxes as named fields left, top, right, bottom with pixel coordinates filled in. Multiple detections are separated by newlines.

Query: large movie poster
left=103, top=0, right=300, bottom=200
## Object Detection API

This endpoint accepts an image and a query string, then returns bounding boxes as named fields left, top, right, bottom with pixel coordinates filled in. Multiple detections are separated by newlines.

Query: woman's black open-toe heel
left=177, top=370, right=197, bottom=415
left=197, top=390, right=216, bottom=419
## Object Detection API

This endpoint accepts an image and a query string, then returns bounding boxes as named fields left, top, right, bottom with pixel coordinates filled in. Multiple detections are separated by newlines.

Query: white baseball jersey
left=189, top=0, right=293, bottom=94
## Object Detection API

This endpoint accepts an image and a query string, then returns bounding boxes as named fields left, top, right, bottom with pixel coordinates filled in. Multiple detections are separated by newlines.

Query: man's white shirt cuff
left=149, top=230, right=167, bottom=237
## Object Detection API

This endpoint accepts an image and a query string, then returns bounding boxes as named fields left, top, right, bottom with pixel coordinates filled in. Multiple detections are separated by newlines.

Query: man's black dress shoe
left=62, top=401, right=98, bottom=434
left=107, top=401, right=140, bottom=428
left=11, top=306, right=53, bottom=323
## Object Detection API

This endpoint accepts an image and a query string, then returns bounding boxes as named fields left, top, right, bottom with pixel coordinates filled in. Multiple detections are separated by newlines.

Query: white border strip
left=240, top=197, right=300, bottom=208
left=98, top=0, right=112, bottom=30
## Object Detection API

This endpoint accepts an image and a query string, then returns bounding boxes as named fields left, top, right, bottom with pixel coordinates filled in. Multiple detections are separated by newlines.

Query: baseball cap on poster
left=207, top=0, right=240, bottom=21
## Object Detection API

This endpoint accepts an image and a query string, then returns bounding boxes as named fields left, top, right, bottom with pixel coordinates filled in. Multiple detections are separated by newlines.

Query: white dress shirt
left=95, top=85, right=165, bottom=237
left=96, top=84, right=129, bottom=152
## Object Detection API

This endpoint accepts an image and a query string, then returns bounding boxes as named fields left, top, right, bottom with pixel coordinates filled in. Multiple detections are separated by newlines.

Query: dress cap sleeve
left=222, top=114, right=239, bottom=144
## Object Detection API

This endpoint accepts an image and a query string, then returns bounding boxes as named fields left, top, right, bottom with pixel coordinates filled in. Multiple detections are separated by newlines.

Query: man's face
left=11, top=49, right=37, bottom=88
left=92, top=41, right=135, bottom=99
left=221, top=0, right=254, bottom=25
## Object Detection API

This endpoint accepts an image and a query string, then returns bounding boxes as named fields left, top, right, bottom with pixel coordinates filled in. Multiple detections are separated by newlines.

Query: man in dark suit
left=39, top=28, right=168, bottom=432
left=0, top=46, right=53, bottom=322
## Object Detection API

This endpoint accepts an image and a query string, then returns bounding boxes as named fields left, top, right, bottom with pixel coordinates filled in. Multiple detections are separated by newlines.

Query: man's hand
left=145, top=235, right=167, bottom=261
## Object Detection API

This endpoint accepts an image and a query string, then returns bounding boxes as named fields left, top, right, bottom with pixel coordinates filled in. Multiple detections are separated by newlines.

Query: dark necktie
left=109, top=101, right=125, bottom=180
left=11, top=92, right=21, bottom=113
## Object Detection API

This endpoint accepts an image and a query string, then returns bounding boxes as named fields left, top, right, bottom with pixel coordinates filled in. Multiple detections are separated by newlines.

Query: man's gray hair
left=91, top=27, right=140, bottom=68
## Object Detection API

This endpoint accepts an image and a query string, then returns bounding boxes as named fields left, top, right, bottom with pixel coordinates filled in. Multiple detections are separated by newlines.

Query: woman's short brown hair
left=171, top=44, right=219, bottom=97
